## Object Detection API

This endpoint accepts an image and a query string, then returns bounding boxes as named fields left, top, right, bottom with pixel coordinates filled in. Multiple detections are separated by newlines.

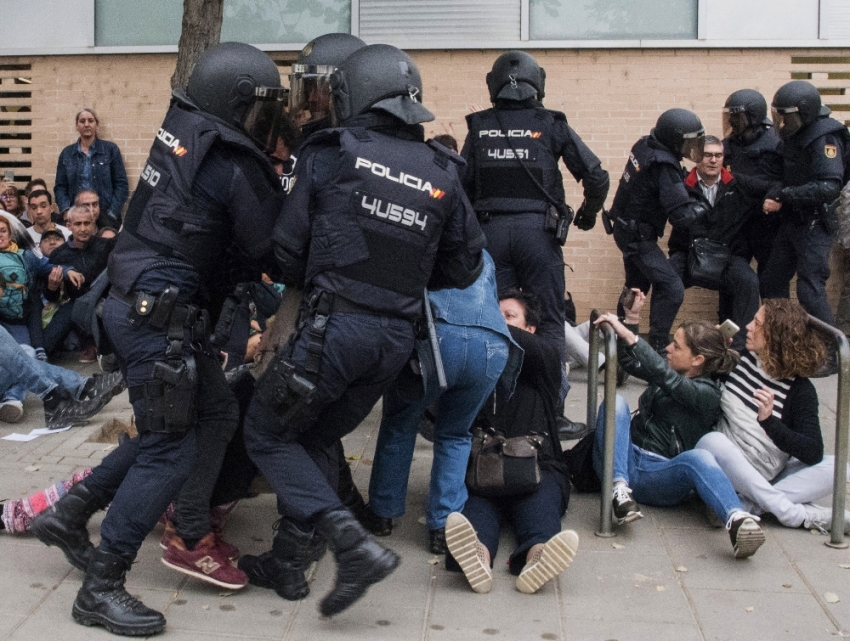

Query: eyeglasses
left=702, top=152, right=724, bottom=160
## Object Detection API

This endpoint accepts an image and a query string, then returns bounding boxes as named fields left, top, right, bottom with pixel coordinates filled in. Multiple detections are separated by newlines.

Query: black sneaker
left=43, top=391, right=113, bottom=429
left=82, top=372, right=125, bottom=402
left=428, top=527, right=447, bottom=554
left=612, top=485, right=643, bottom=525
left=727, top=512, right=765, bottom=559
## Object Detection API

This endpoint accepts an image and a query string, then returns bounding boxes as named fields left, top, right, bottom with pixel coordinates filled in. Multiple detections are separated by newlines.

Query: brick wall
left=17, top=47, right=849, bottom=329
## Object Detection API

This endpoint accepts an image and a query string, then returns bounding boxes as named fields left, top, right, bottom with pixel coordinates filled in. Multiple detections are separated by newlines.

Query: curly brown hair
left=679, top=320, right=740, bottom=376
left=760, top=299, right=827, bottom=378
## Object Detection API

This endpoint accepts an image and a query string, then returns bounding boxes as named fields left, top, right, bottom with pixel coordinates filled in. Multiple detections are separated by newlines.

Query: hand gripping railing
left=586, top=309, right=619, bottom=537
left=807, top=315, right=850, bottom=549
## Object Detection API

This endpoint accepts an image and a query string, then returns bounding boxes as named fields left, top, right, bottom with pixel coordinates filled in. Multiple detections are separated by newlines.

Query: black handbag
left=687, top=237, right=730, bottom=289
left=466, top=427, right=543, bottom=497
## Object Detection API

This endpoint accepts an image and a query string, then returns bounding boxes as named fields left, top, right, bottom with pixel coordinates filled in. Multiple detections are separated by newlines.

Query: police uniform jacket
left=668, top=167, right=758, bottom=258
left=272, top=113, right=485, bottom=321
left=723, top=126, right=783, bottom=200
left=108, top=93, right=284, bottom=307
left=778, top=115, right=850, bottom=224
left=609, top=135, right=704, bottom=243
left=460, top=100, right=608, bottom=216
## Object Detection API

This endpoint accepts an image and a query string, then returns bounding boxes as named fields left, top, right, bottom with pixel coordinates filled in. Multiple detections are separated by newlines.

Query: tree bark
left=170, top=0, right=225, bottom=91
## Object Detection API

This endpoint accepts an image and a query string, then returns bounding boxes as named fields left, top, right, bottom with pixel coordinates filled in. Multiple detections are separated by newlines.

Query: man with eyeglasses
left=666, top=136, right=760, bottom=350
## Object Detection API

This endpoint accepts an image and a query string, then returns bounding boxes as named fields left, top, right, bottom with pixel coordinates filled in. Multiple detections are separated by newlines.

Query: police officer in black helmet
left=760, top=80, right=850, bottom=324
left=242, top=44, right=484, bottom=617
left=31, top=42, right=287, bottom=636
left=461, top=50, right=609, bottom=361
left=609, top=108, right=711, bottom=353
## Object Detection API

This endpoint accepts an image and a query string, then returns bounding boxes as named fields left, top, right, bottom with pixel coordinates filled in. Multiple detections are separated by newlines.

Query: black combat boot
left=73, top=549, right=166, bottom=636
left=238, top=518, right=314, bottom=600
left=315, top=507, right=400, bottom=617
left=31, top=482, right=103, bottom=571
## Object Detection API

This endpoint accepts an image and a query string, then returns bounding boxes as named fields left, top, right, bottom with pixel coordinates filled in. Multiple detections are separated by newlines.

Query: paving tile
left=286, top=604, right=425, bottom=641
left=661, top=524, right=805, bottom=593
left=0, top=540, right=73, bottom=615
left=687, top=587, right=838, bottom=641
left=562, top=620, right=703, bottom=641
left=792, top=558, right=850, bottom=631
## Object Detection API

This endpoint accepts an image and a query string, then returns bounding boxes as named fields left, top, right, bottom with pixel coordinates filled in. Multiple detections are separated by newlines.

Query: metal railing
left=586, top=309, right=619, bottom=538
left=807, top=315, right=850, bottom=549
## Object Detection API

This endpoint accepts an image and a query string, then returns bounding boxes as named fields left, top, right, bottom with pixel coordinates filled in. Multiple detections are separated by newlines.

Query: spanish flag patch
left=825, top=144, right=837, bottom=159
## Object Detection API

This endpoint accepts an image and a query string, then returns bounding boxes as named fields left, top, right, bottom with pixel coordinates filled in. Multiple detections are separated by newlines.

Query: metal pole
left=807, top=315, right=850, bottom=549
left=586, top=310, right=600, bottom=430
left=593, top=309, right=618, bottom=538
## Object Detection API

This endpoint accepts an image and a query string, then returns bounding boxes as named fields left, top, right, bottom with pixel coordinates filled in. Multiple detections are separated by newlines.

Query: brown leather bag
left=466, top=428, right=543, bottom=497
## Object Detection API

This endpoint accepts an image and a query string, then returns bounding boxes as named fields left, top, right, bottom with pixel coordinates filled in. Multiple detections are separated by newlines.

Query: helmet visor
left=241, top=86, right=290, bottom=155
left=772, top=106, right=803, bottom=139
left=680, top=132, right=705, bottom=163
left=722, top=106, right=749, bottom=138
left=289, top=64, right=335, bottom=129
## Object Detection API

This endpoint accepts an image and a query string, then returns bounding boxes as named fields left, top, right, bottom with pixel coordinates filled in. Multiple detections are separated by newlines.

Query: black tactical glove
left=573, top=200, right=597, bottom=231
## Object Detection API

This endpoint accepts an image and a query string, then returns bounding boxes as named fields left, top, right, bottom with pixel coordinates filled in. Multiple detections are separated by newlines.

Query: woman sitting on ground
left=445, top=290, right=579, bottom=595
left=695, top=299, right=850, bottom=533
left=593, top=290, right=767, bottom=559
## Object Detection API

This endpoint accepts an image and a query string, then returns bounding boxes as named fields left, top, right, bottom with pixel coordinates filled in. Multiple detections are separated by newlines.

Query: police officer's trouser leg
left=794, top=222, right=836, bottom=325
left=760, top=220, right=798, bottom=301
left=626, top=242, right=684, bottom=349
left=171, top=357, right=240, bottom=543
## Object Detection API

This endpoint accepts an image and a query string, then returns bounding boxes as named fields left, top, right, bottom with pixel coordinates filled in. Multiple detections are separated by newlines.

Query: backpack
left=0, top=250, right=28, bottom=320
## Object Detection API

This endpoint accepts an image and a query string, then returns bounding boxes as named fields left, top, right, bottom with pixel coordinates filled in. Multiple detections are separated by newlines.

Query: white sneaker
left=516, top=530, right=579, bottom=594
left=803, top=504, right=850, bottom=535
left=0, top=399, right=23, bottom=423
left=726, top=511, right=765, bottom=559
left=445, top=512, right=492, bottom=594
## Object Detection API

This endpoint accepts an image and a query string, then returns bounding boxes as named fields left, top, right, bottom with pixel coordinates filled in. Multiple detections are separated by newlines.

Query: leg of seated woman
left=505, top=471, right=565, bottom=575
left=695, top=431, right=807, bottom=527
left=592, top=395, right=633, bottom=485
left=630, top=447, right=743, bottom=522
left=771, top=456, right=847, bottom=506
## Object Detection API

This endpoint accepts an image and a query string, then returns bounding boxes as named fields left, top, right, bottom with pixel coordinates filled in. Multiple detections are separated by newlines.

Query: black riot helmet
left=186, top=42, right=287, bottom=154
left=289, top=33, right=366, bottom=129
left=329, top=44, right=434, bottom=126
left=771, top=80, right=827, bottom=139
left=652, top=108, right=706, bottom=162
left=722, top=89, right=768, bottom=138
left=486, top=50, right=546, bottom=103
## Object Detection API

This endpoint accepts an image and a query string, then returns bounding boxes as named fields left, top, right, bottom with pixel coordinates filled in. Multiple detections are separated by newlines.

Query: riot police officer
left=609, top=108, right=710, bottom=352
left=32, top=42, right=287, bottom=635
left=242, top=44, right=485, bottom=617
left=461, top=50, right=609, bottom=361
left=721, top=89, right=784, bottom=276
left=760, top=80, right=850, bottom=324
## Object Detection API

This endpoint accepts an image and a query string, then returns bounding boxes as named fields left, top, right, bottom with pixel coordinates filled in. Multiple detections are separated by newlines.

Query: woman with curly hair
left=696, top=298, right=850, bottom=532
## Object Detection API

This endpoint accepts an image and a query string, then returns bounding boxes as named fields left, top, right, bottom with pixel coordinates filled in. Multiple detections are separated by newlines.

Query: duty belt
left=118, top=287, right=211, bottom=352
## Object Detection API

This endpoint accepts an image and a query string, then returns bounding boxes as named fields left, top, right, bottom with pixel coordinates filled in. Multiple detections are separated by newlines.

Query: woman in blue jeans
left=592, top=290, right=766, bottom=559
left=364, top=251, right=517, bottom=553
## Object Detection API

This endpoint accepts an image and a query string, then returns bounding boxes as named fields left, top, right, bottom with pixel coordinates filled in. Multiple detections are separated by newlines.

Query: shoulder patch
left=825, top=144, right=838, bottom=159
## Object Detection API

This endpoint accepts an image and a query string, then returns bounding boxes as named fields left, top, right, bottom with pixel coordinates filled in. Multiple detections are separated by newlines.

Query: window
left=95, top=0, right=350, bottom=47
left=530, top=0, right=698, bottom=40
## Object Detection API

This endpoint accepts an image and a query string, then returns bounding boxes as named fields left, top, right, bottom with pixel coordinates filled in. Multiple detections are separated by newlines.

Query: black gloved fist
left=573, top=202, right=597, bottom=231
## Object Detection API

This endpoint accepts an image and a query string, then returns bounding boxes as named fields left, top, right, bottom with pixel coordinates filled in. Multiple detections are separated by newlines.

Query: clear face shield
left=771, top=106, right=804, bottom=139
left=680, top=130, right=706, bottom=163
left=722, top=106, right=750, bottom=138
left=241, top=86, right=290, bottom=155
left=289, top=64, right=335, bottom=129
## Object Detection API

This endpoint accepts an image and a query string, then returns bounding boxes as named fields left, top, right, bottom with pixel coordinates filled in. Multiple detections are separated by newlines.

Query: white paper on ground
left=1, top=433, right=39, bottom=442
left=30, top=425, right=72, bottom=435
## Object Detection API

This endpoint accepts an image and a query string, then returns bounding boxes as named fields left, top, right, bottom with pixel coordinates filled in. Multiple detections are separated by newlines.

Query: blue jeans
left=368, top=323, right=509, bottom=530
left=592, top=395, right=743, bottom=522
left=0, top=323, right=86, bottom=403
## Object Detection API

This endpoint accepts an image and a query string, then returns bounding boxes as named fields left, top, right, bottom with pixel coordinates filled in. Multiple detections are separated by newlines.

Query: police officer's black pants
left=668, top=252, right=760, bottom=350
left=760, top=219, right=836, bottom=324
left=617, top=238, right=684, bottom=348
left=82, top=294, right=237, bottom=559
left=244, top=312, right=415, bottom=524
left=483, top=213, right=567, bottom=360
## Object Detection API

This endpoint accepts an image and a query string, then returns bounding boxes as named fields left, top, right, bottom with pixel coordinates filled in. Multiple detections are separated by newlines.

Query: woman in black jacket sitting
left=445, top=290, right=579, bottom=595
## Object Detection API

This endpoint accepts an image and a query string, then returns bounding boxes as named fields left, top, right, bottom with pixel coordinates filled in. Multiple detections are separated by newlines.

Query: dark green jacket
left=619, top=330, right=722, bottom=459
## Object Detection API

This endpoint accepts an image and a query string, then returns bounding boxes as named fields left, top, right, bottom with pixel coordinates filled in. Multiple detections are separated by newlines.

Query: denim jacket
left=54, top=138, right=129, bottom=225
left=420, top=251, right=522, bottom=397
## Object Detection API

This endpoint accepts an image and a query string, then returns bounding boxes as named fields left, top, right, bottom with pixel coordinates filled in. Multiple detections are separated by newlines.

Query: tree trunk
left=170, top=0, right=225, bottom=91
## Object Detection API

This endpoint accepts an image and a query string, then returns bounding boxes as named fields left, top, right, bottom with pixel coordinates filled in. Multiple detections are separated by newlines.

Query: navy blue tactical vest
left=305, top=127, right=462, bottom=319
left=609, top=135, right=682, bottom=235
left=723, top=126, right=781, bottom=179
left=465, top=108, right=565, bottom=214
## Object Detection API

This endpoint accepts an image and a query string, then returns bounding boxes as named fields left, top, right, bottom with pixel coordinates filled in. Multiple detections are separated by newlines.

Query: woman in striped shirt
left=696, top=298, right=849, bottom=532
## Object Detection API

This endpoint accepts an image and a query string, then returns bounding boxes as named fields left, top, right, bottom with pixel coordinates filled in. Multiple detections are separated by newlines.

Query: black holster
left=130, top=355, right=198, bottom=434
